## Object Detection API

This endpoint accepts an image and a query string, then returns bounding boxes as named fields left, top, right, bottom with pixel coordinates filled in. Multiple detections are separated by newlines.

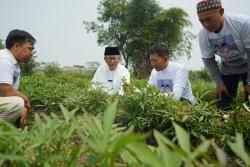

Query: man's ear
left=164, top=55, right=169, bottom=61
left=13, top=42, right=20, bottom=50
left=219, top=8, right=224, bottom=16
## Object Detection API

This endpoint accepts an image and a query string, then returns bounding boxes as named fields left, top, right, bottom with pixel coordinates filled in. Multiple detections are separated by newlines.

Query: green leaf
left=154, top=130, right=182, bottom=167
left=212, top=143, right=227, bottom=166
left=173, top=122, right=191, bottom=154
left=103, top=100, right=118, bottom=145
left=60, top=104, right=77, bottom=122
left=228, top=133, right=250, bottom=166
left=191, top=140, right=210, bottom=160
left=127, top=142, right=163, bottom=167
left=109, top=133, right=145, bottom=159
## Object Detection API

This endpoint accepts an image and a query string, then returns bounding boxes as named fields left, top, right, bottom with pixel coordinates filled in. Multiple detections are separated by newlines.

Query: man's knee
left=0, top=96, right=25, bottom=122
left=11, top=96, right=25, bottom=112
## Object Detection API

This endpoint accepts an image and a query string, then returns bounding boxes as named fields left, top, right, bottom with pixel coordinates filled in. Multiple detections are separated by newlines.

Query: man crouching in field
left=0, top=29, right=36, bottom=127
left=92, top=47, right=130, bottom=95
left=148, top=43, right=196, bottom=104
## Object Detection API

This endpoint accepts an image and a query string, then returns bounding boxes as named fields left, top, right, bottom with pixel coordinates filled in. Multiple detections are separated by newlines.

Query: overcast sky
left=0, top=0, right=249, bottom=70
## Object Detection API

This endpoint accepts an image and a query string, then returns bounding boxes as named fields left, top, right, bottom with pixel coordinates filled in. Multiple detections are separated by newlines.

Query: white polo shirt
left=0, top=49, right=20, bottom=90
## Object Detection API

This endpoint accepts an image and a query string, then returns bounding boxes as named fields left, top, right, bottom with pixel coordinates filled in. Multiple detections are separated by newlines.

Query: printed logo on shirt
left=13, top=65, right=20, bottom=86
left=157, top=79, right=173, bottom=93
left=208, top=34, right=243, bottom=65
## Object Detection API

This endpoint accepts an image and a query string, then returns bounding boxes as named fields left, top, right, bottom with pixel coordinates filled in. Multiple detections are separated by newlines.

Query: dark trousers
left=217, top=73, right=248, bottom=110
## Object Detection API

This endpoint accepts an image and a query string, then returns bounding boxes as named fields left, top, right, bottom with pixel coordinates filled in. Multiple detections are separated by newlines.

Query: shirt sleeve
left=0, top=59, right=14, bottom=86
left=198, top=30, right=214, bottom=58
left=122, top=69, right=130, bottom=84
left=91, top=67, right=101, bottom=84
left=202, top=57, right=223, bottom=85
left=241, top=18, right=250, bottom=49
left=172, top=67, right=188, bottom=100
left=148, top=70, right=156, bottom=86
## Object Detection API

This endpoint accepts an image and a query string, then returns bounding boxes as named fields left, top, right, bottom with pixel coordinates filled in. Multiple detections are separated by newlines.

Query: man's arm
left=245, top=49, right=250, bottom=95
left=202, top=57, right=223, bottom=85
left=246, top=49, right=250, bottom=83
left=0, top=83, right=30, bottom=110
left=202, top=57, right=229, bottom=98
left=172, top=67, right=187, bottom=100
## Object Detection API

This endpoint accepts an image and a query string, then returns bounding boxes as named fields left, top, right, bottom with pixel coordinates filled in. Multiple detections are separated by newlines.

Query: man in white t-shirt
left=197, top=0, right=250, bottom=109
left=92, top=47, right=130, bottom=95
left=0, top=29, right=36, bottom=127
left=148, top=43, right=196, bottom=104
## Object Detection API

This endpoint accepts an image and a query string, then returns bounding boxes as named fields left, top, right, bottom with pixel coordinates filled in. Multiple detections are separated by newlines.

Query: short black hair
left=149, top=43, right=169, bottom=57
left=5, top=29, right=36, bottom=49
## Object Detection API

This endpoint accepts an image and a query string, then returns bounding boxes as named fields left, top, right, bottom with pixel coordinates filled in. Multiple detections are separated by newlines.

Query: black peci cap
left=104, top=47, right=120, bottom=56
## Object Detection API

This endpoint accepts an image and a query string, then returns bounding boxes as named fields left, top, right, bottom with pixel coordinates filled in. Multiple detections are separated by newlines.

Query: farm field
left=1, top=69, right=250, bottom=167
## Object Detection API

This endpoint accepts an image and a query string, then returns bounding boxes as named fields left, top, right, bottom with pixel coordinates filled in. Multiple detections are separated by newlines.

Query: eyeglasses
left=105, top=56, right=120, bottom=61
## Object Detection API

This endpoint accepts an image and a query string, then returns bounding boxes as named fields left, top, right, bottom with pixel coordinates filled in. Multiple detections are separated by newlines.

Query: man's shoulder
left=225, top=13, right=250, bottom=27
left=0, top=49, right=10, bottom=58
left=0, top=50, right=13, bottom=65
left=117, top=64, right=129, bottom=73
left=169, top=62, right=186, bottom=70
left=95, top=64, right=106, bottom=71
left=225, top=13, right=250, bottom=22
left=198, top=28, right=209, bottom=41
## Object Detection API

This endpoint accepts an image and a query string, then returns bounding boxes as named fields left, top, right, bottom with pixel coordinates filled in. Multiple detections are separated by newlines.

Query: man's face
left=150, top=53, right=168, bottom=71
left=14, top=41, right=35, bottom=63
left=198, top=8, right=224, bottom=33
left=104, top=55, right=120, bottom=70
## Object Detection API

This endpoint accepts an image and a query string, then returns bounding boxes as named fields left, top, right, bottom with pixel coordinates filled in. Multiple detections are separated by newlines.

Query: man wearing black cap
left=197, top=0, right=250, bottom=109
left=92, top=47, right=130, bottom=95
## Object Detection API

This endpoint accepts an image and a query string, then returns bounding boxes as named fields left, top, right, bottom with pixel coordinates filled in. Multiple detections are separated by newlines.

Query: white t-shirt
left=92, top=63, right=130, bottom=95
left=0, top=49, right=20, bottom=90
left=199, top=13, right=250, bottom=74
left=148, top=61, right=195, bottom=104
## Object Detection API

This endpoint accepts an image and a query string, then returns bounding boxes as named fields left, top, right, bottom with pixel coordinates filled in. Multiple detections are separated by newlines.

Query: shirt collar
left=5, top=49, right=18, bottom=64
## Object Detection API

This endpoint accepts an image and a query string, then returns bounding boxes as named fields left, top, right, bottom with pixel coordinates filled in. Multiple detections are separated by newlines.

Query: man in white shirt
left=197, top=0, right=250, bottom=109
left=148, top=43, right=196, bottom=104
left=92, top=47, right=130, bottom=95
left=0, top=29, right=36, bottom=127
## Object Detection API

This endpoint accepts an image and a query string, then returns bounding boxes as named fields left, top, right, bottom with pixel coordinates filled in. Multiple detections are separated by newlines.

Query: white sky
left=0, top=0, right=249, bottom=70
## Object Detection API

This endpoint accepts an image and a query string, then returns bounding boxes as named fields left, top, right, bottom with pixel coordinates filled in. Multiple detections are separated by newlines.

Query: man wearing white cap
left=92, top=47, right=130, bottom=95
left=197, top=0, right=250, bottom=109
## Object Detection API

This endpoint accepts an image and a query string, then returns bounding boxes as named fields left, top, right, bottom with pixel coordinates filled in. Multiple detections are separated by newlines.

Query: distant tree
left=43, top=62, right=62, bottom=77
left=84, top=0, right=194, bottom=78
left=20, top=56, right=37, bottom=76
left=0, top=39, right=4, bottom=49
left=85, top=61, right=101, bottom=71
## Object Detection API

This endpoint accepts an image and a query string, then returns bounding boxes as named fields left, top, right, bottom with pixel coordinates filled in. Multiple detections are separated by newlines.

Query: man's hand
left=216, top=84, right=229, bottom=99
left=23, top=96, right=31, bottom=111
left=245, top=85, right=250, bottom=96
left=21, top=108, right=28, bottom=127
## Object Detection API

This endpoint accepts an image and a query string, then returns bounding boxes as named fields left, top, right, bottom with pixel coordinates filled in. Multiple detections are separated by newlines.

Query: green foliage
left=84, top=0, right=194, bottom=77
left=20, top=73, right=109, bottom=114
left=228, top=133, right=250, bottom=166
left=189, top=68, right=211, bottom=82
left=43, top=62, right=63, bottom=77
left=13, top=70, right=250, bottom=166
left=0, top=39, right=4, bottom=49
left=1, top=94, right=250, bottom=166
left=20, top=56, right=37, bottom=76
